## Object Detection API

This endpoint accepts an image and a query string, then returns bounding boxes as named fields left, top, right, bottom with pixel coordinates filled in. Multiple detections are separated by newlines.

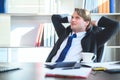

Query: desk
left=0, top=63, right=120, bottom=80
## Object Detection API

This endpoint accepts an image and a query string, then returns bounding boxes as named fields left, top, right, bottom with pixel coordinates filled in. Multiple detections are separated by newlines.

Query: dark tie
left=56, top=34, right=76, bottom=62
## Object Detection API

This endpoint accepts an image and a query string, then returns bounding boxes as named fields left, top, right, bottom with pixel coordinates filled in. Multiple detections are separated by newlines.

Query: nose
left=71, top=18, right=76, bottom=22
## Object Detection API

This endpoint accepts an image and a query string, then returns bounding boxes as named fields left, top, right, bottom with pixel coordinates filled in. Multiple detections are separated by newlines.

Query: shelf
left=106, top=46, right=120, bottom=48
left=1, top=13, right=120, bottom=16
left=0, top=46, right=52, bottom=48
left=0, top=13, right=52, bottom=16
left=91, top=13, right=120, bottom=16
left=11, top=13, right=52, bottom=17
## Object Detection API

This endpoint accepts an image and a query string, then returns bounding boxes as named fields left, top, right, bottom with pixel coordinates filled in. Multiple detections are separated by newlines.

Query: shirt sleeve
left=67, top=15, right=71, bottom=23
left=95, top=16, right=102, bottom=26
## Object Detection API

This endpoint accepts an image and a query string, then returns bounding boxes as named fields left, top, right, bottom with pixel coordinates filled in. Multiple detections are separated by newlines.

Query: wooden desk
left=0, top=63, right=120, bottom=80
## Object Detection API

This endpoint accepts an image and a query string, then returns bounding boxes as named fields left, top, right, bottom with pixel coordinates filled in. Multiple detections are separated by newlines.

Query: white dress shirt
left=51, top=32, right=86, bottom=62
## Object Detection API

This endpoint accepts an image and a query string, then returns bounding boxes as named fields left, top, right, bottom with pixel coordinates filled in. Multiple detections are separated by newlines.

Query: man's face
left=70, top=11, right=89, bottom=32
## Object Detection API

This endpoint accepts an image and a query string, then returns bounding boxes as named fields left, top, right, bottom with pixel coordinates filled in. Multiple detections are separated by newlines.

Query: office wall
left=57, top=0, right=74, bottom=14
left=7, top=0, right=39, bottom=13
left=0, top=15, right=10, bottom=47
left=10, top=16, right=40, bottom=47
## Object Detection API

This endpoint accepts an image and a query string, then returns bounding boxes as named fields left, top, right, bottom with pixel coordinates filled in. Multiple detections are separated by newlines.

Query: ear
left=85, top=21, right=90, bottom=27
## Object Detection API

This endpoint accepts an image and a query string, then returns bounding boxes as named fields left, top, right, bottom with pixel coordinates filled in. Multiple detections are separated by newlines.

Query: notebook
left=45, top=67, right=92, bottom=79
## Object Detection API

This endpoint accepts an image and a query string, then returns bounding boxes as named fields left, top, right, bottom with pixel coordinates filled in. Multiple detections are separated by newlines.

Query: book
left=43, top=23, right=56, bottom=47
left=115, top=0, right=120, bottom=13
left=102, top=0, right=110, bottom=13
left=45, top=67, right=92, bottom=79
left=102, top=0, right=106, bottom=13
left=106, top=0, right=110, bottom=13
left=110, top=0, right=115, bottom=13
left=43, top=24, right=48, bottom=47
left=93, top=0, right=99, bottom=13
left=0, top=0, right=5, bottom=13
left=84, top=0, right=92, bottom=12
left=34, top=24, right=44, bottom=47
left=98, top=0, right=103, bottom=13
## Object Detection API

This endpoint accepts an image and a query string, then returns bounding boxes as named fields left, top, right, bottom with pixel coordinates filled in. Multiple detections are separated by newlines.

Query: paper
left=83, top=61, right=120, bottom=69
left=45, top=67, right=92, bottom=78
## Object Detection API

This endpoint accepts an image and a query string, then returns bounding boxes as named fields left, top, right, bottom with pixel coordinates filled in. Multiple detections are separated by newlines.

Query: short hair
left=74, top=8, right=91, bottom=30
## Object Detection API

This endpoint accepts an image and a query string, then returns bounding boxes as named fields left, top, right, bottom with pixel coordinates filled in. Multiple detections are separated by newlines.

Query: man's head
left=70, top=8, right=91, bottom=32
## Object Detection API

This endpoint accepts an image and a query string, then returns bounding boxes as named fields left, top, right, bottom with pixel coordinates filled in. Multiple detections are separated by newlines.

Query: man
left=46, top=8, right=119, bottom=62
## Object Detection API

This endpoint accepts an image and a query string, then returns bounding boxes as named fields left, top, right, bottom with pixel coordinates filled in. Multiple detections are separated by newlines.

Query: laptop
left=0, top=63, right=21, bottom=73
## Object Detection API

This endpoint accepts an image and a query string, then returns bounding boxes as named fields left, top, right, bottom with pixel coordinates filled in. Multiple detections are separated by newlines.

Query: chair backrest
left=97, top=45, right=104, bottom=62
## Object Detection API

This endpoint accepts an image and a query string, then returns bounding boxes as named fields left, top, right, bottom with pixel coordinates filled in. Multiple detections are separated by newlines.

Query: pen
left=63, top=64, right=91, bottom=70
left=92, top=67, right=106, bottom=71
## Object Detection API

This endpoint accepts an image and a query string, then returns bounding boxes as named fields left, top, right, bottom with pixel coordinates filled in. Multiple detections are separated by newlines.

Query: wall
left=0, top=15, right=10, bottom=47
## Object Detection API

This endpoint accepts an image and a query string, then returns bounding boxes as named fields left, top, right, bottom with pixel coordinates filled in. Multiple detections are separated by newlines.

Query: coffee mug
left=81, top=52, right=96, bottom=63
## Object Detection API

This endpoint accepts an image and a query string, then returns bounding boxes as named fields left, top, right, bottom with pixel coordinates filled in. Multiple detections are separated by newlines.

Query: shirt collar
left=71, top=31, right=86, bottom=38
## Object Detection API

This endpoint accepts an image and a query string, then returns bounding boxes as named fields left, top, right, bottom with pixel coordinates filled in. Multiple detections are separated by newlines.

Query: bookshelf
left=0, top=0, right=120, bottom=62
left=1, top=13, right=120, bottom=47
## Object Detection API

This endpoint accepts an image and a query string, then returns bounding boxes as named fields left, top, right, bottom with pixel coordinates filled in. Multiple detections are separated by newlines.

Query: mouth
left=71, top=23, right=76, bottom=26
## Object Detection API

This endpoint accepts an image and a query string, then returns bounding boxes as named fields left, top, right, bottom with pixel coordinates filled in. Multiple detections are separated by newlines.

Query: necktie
left=56, top=34, right=76, bottom=62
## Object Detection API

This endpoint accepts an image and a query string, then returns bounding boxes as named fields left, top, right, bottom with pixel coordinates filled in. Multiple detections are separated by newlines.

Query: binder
left=0, top=0, right=5, bottom=13
left=110, top=0, right=115, bottom=13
